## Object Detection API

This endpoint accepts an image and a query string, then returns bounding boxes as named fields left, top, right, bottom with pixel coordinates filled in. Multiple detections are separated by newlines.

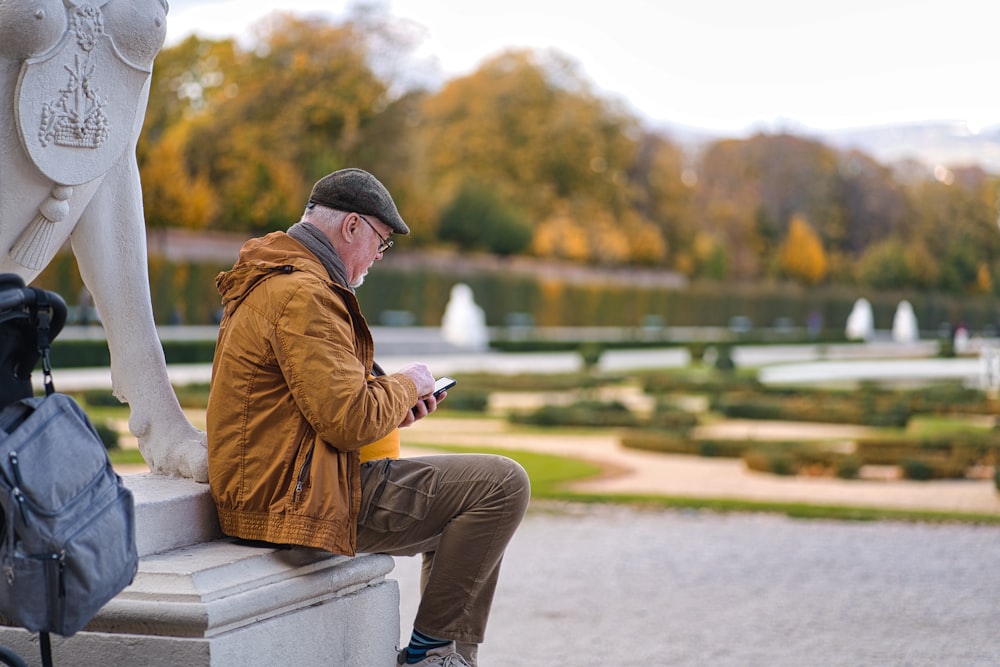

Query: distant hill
left=822, top=122, right=1000, bottom=173
left=657, top=119, right=1000, bottom=174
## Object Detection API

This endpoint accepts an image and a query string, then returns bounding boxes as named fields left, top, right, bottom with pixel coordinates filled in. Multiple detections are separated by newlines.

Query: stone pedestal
left=0, top=475, right=401, bottom=666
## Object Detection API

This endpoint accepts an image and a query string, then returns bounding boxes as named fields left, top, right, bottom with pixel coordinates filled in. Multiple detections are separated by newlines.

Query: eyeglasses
left=357, top=214, right=393, bottom=253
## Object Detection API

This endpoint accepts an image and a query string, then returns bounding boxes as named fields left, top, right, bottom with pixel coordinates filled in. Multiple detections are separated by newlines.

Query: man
left=207, top=168, right=529, bottom=667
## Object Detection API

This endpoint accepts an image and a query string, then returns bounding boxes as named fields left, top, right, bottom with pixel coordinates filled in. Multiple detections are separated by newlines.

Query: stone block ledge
left=89, top=540, right=396, bottom=638
left=0, top=474, right=402, bottom=666
left=124, top=473, right=222, bottom=557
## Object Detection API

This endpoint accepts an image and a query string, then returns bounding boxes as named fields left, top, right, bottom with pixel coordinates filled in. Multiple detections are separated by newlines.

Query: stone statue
left=0, top=0, right=207, bottom=481
left=441, top=282, right=489, bottom=350
left=891, top=300, right=919, bottom=343
left=845, top=297, right=874, bottom=342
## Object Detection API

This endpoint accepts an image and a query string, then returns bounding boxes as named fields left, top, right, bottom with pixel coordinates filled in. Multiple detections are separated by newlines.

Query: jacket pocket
left=359, top=459, right=439, bottom=533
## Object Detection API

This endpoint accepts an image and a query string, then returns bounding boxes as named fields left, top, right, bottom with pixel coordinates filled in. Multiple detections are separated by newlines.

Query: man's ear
left=339, top=213, right=359, bottom=243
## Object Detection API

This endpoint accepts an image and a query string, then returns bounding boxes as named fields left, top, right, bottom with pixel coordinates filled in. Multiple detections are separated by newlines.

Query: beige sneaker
left=396, top=643, right=471, bottom=666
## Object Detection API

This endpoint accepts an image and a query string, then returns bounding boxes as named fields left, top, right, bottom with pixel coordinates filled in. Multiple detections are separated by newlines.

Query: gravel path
left=396, top=417, right=1000, bottom=666
left=394, top=503, right=1000, bottom=667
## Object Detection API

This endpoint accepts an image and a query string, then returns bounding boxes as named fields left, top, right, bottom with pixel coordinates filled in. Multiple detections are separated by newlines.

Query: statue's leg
left=72, top=161, right=208, bottom=482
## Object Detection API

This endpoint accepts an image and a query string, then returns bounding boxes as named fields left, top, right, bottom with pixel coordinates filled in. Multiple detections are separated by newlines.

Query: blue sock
left=405, top=629, right=451, bottom=663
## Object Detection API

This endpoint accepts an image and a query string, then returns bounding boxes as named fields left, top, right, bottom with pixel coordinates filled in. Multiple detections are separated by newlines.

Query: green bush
left=173, top=384, right=212, bottom=409
left=640, top=370, right=759, bottom=395
left=162, top=340, right=217, bottom=364
left=50, top=339, right=217, bottom=368
left=899, top=457, right=969, bottom=480
left=696, top=440, right=755, bottom=458
left=712, top=344, right=735, bottom=371
left=900, top=458, right=934, bottom=480
left=646, top=402, right=699, bottom=431
left=835, top=456, right=863, bottom=480
left=712, top=389, right=912, bottom=428
left=578, top=342, right=605, bottom=371
left=93, top=420, right=120, bottom=450
left=511, top=400, right=638, bottom=428
left=856, top=440, right=937, bottom=465
left=438, top=391, right=489, bottom=413
left=450, top=372, right=607, bottom=392
left=856, top=435, right=1000, bottom=470
left=438, top=181, right=532, bottom=256
left=619, top=429, right=697, bottom=455
left=743, top=448, right=795, bottom=476
left=75, top=389, right=122, bottom=407
left=51, top=340, right=111, bottom=367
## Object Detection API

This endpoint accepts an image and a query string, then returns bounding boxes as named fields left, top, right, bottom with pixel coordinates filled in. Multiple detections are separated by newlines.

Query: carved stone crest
left=14, top=1, right=151, bottom=186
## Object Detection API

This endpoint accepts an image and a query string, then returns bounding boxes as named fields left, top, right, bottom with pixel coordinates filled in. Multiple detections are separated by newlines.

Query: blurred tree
left=693, top=134, right=904, bottom=280
left=438, top=181, right=532, bottom=255
left=141, top=35, right=238, bottom=146
left=133, top=8, right=1000, bottom=300
left=141, top=124, right=219, bottom=230
left=903, top=238, right=940, bottom=289
left=855, top=239, right=911, bottom=290
left=779, top=214, right=828, bottom=285
left=141, top=9, right=420, bottom=234
left=139, top=35, right=237, bottom=228
left=419, top=49, right=647, bottom=263
left=906, top=171, right=1000, bottom=293
left=629, top=131, right=695, bottom=266
left=834, top=151, right=909, bottom=256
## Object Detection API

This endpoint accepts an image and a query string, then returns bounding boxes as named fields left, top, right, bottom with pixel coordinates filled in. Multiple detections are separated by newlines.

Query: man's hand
left=395, top=362, right=438, bottom=428
left=400, top=390, right=446, bottom=428
left=396, top=362, right=435, bottom=396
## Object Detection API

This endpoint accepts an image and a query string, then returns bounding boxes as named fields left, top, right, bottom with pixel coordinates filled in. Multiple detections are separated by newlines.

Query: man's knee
left=493, top=455, right=530, bottom=514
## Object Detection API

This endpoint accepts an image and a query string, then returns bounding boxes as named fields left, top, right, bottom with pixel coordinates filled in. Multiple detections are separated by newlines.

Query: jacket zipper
left=8, top=451, right=27, bottom=523
left=292, top=443, right=315, bottom=503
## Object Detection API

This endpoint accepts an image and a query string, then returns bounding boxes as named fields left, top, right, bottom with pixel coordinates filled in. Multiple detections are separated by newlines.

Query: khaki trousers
left=357, top=454, right=530, bottom=649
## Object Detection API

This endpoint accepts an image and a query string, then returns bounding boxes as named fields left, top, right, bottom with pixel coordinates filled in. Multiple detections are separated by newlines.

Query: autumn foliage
left=137, top=8, right=1000, bottom=295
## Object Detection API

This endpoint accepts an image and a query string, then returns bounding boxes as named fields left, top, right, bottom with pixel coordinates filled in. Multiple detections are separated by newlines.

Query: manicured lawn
left=415, top=444, right=1000, bottom=526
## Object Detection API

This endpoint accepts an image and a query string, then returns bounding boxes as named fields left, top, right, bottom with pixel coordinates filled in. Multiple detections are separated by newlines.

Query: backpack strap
left=39, top=630, right=52, bottom=667
left=27, top=288, right=54, bottom=397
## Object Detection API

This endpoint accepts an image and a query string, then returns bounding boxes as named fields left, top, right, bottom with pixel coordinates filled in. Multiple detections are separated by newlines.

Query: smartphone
left=433, top=376, right=457, bottom=397
left=412, top=377, right=457, bottom=416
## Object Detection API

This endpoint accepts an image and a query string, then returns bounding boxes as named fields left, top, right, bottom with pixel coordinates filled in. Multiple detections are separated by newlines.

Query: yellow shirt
left=359, top=371, right=402, bottom=462
left=360, top=429, right=400, bottom=462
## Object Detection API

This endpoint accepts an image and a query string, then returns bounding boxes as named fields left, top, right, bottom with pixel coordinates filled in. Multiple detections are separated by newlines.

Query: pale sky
left=164, top=0, right=1000, bottom=135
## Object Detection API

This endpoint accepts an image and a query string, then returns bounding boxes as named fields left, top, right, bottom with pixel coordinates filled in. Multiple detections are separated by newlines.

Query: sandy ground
left=393, top=416, right=1000, bottom=667
left=393, top=504, right=1000, bottom=667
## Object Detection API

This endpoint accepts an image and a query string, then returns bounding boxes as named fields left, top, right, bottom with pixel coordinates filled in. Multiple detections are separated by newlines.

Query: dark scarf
left=287, top=221, right=351, bottom=291
left=286, top=222, right=385, bottom=375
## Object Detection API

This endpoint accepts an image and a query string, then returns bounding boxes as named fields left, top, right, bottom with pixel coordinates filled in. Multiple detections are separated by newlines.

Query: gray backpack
left=0, top=278, right=137, bottom=664
left=0, top=393, right=138, bottom=636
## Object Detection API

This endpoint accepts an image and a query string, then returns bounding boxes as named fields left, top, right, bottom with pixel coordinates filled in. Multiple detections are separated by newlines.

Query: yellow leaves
left=140, top=126, right=218, bottom=230
left=779, top=214, right=828, bottom=285
left=533, top=202, right=589, bottom=262
left=530, top=200, right=666, bottom=265
left=977, top=262, right=992, bottom=293
left=629, top=219, right=669, bottom=266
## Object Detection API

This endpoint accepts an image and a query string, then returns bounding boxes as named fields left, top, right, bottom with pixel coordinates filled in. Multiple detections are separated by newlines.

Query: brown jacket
left=206, top=232, right=418, bottom=554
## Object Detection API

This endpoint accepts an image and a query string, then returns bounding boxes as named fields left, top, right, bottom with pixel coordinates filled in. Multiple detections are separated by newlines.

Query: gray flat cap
left=308, top=168, right=409, bottom=235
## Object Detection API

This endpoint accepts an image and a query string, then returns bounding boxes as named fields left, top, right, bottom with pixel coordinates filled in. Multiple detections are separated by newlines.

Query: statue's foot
left=136, top=421, right=209, bottom=483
